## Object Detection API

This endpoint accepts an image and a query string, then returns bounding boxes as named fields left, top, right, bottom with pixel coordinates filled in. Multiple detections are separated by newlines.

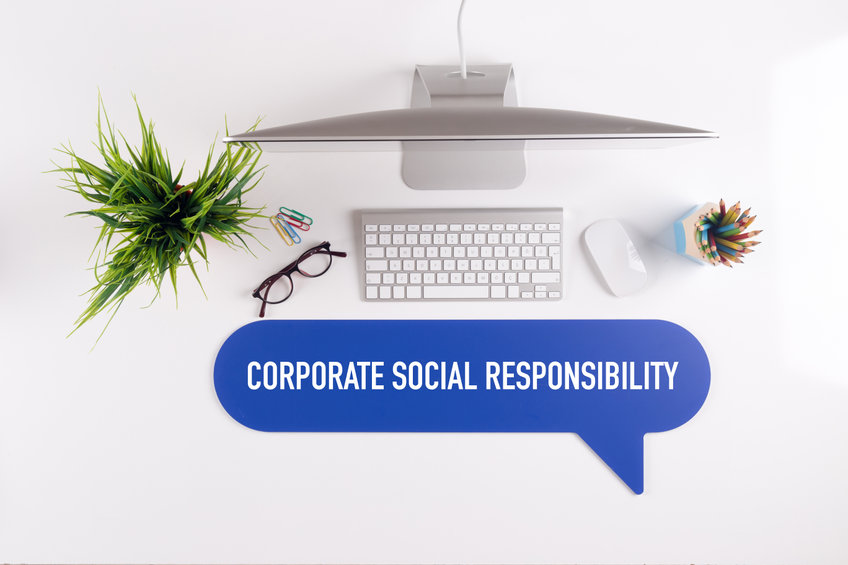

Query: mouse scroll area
left=584, top=219, right=648, bottom=297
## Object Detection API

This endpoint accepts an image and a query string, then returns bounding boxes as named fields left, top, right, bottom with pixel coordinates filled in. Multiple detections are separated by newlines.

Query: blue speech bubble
left=214, top=320, right=710, bottom=494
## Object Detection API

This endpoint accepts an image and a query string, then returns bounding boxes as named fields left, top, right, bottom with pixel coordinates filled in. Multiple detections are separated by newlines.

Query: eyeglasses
left=252, top=241, right=347, bottom=317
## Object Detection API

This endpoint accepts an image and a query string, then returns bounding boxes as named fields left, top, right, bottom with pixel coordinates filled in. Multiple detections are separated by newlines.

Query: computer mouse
left=584, top=219, right=647, bottom=297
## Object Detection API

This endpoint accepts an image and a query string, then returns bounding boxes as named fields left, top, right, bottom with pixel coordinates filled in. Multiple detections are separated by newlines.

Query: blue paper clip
left=276, top=214, right=302, bottom=244
left=270, top=215, right=294, bottom=246
left=279, top=207, right=313, bottom=226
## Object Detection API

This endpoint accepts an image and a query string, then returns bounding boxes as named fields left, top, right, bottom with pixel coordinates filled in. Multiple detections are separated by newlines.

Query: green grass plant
left=53, top=95, right=264, bottom=342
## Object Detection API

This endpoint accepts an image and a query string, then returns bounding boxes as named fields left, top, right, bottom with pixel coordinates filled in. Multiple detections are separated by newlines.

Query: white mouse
left=584, top=219, right=647, bottom=297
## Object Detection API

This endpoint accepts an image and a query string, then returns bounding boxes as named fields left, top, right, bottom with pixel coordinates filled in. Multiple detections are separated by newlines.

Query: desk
left=1, top=0, right=847, bottom=563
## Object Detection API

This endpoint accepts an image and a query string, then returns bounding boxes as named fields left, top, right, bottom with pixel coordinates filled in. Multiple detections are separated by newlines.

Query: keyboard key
left=494, top=246, right=506, bottom=257
left=497, top=259, right=510, bottom=271
left=518, top=272, right=530, bottom=283
left=487, top=233, right=499, bottom=244
left=507, top=246, right=520, bottom=257
left=430, top=259, right=442, bottom=270
left=406, top=234, right=418, bottom=245
left=532, top=272, right=561, bottom=284
left=539, top=258, right=551, bottom=270
left=477, top=272, right=489, bottom=284
left=474, top=233, right=486, bottom=244
left=437, top=273, right=449, bottom=284
left=491, top=286, right=506, bottom=298
left=397, top=273, right=409, bottom=284
left=382, top=273, right=394, bottom=284
left=457, top=259, right=470, bottom=270
left=408, top=224, right=420, bottom=231
left=535, top=246, right=547, bottom=257
left=424, top=273, right=435, bottom=284
left=413, top=247, right=425, bottom=258
left=528, top=233, right=541, bottom=244
left=444, top=260, right=456, bottom=271
left=380, top=286, right=391, bottom=299
left=501, top=233, right=513, bottom=244
left=394, top=224, right=406, bottom=232
left=506, top=223, right=518, bottom=231
left=520, top=223, right=532, bottom=231
left=492, top=223, right=505, bottom=231
left=424, top=286, right=489, bottom=299
left=467, top=247, right=479, bottom=258
left=525, top=259, right=538, bottom=270
left=542, top=232, right=561, bottom=244
left=440, top=247, right=451, bottom=258
left=534, top=223, right=547, bottom=231
left=434, top=233, right=446, bottom=245
left=366, top=286, right=378, bottom=299
left=379, top=234, right=391, bottom=245
left=386, top=247, right=398, bottom=257
left=449, top=224, right=462, bottom=231
left=477, top=223, right=490, bottom=231
left=535, top=291, right=547, bottom=298
left=508, top=285, right=519, bottom=298
left=521, top=291, right=533, bottom=298
left=451, top=273, right=462, bottom=284
left=422, top=224, right=434, bottom=232
left=511, top=259, right=523, bottom=270
left=410, top=273, right=422, bottom=284
left=460, top=233, right=472, bottom=245
left=480, top=246, right=493, bottom=258
left=549, top=223, right=561, bottom=231
left=515, top=233, right=527, bottom=244
left=420, top=233, right=432, bottom=245
left=416, top=260, right=428, bottom=271
left=400, top=247, right=412, bottom=257
left=365, top=247, right=385, bottom=258
left=393, top=234, right=404, bottom=245
left=521, top=246, right=533, bottom=257
left=393, top=286, right=405, bottom=299
left=464, top=273, right=475, bottom=284
left=389, top=260, right=401, bottom=271
left=491, top=272, right=504, bottom=284
left=365, top=224, right=378, bottom=232
left=365, top=234, right=378, bottom=245
left=463, top=224, right=476, bottom=231
left=407, top=286, right=422, bottom=299
left=484, top=259, right=496, bottom=271
left=505, top=272, right=517, bottom=283
left=379, top=224, right=391, bottom=232
left=436, top=224, right=448, bottom=232
left=402, top=260, right=414, bottom=271
left=366, top=273, right=381, bottom=284
left=549, top=291, right=561, bottom=298
left=470, top=259, right=483, bottom=271
left=426, top=247, right=438, bottom=258
left=366, top=260, right=388, bottom=271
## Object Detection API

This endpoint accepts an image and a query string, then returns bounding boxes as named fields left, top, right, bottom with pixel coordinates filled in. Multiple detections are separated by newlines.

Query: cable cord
left=457, top=0, right=468, bottom=78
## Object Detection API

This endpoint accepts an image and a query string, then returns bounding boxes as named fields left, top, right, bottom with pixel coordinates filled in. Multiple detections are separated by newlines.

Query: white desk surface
left=2, top=0, right=847, bottom=563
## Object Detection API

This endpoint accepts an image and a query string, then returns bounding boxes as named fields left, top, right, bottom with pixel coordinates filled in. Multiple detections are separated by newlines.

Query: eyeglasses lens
left=264, top=275, right=293, bottom=303
left=297, top=249, right=332, bottom=277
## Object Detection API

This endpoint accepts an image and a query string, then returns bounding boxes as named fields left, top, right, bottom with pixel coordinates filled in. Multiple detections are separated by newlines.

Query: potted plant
left=53, top=95, right=264, bottom=343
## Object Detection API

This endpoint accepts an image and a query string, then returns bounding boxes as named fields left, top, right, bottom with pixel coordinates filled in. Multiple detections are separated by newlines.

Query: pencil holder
left=674, top=202, right=718, bottom=265
left=673, top=200, right=761, bottom=267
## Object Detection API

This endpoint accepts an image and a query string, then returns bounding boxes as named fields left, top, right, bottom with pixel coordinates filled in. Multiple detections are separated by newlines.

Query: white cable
left=457, top=0, right=468, bottom=79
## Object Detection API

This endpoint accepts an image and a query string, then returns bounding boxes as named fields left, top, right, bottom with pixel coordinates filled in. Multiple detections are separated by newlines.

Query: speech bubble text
left=214, top=320, right=710, bottom=493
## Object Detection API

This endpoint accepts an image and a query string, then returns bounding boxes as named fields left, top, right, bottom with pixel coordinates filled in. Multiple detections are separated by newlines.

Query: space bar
left=423, top=286, right=489, bottom=299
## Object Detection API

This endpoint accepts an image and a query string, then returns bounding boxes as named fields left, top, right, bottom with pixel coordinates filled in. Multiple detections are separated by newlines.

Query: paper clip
left=270, top=215, right=294, bottom=246
left=279, top=214, right=310, bottom=231
left=276, top=214, right=302, bottom=244
left=279, top=207, right=313, bottom=226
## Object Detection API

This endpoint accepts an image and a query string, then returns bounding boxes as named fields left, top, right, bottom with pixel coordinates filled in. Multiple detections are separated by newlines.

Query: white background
left=2, top=0, right=847, bottom=563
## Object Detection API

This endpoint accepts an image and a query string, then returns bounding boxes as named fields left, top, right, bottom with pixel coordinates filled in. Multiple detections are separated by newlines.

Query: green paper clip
left=270, top=215, right=293, bottom=246
left=279, top=206, right=313, bottom=226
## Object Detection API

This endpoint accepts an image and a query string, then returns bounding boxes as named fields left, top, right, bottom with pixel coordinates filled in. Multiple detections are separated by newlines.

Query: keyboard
left=360, top=208, right=563, bottom=301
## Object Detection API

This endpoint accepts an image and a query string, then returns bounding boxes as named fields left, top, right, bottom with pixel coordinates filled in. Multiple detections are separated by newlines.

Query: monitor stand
left=401, top=64, right=526, bottom=190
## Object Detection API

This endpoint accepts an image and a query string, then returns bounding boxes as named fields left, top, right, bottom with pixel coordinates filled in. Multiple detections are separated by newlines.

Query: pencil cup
left=673, top=202, right=719, bottom=265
